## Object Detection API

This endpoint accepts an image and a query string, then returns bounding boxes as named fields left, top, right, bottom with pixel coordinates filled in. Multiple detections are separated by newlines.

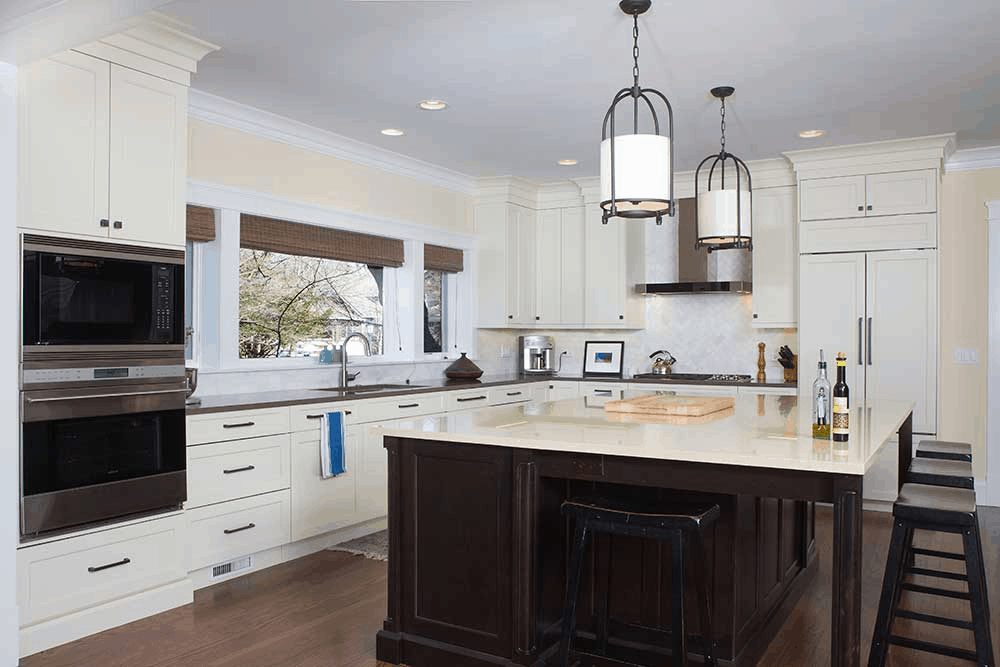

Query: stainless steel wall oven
left=20, top=234, right=187, bottom=540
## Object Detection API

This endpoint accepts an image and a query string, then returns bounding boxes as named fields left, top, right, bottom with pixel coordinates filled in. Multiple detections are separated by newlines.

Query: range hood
left=637, top=197, right=752, bottom=294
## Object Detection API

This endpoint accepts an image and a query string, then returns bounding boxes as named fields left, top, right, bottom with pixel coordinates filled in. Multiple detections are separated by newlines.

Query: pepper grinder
left=757, top=342, right=766, bottom=384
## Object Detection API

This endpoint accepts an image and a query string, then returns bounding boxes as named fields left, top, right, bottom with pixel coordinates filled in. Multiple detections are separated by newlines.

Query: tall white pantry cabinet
left=787, top=135, right=953, bottom=503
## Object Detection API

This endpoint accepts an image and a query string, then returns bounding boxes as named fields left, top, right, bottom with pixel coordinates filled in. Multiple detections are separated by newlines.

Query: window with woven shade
left=238, top=214, right=404, bottom=359
left=423, top=244, right=463, bottom=354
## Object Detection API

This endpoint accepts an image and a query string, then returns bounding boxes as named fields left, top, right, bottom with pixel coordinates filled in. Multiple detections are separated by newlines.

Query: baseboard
left=862, top=498, right=894, bottom=513
left=19, top=579, right=192, bottom=658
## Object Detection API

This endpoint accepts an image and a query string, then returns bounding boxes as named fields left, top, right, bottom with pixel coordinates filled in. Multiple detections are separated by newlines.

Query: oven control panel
left=22, top=364, right=186, bottom=384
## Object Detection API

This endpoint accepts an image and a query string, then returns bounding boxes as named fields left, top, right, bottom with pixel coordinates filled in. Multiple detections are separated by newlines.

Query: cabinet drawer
left=349, top=392, right=445, bottom=423
left=186, top=490, right=290, bottom=571
left=186, top=434, right=290, bottom=508
left=489, top=385, right=533, bottom=406
left=289, top=401, right=357, bottom=433
left=17, top=513, right=186, bottom=626
left=187, top=407, right=290, bottom=445
left=443, top=387, right=492, bottom=411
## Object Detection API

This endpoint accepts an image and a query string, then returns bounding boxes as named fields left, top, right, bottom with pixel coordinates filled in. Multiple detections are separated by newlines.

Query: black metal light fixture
left=600, top=0, right=674, bottom=225
left=694, top=86, right=752, bottom=251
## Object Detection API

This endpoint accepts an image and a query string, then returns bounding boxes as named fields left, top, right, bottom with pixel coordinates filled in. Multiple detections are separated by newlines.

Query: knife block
left=783, top=355, right=797, bottom=384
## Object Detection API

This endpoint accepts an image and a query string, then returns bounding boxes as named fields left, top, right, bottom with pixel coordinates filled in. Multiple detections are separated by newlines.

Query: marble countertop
left=375, top=390, right=913, bottom=476
left=186, top=373, right=797, bottom=414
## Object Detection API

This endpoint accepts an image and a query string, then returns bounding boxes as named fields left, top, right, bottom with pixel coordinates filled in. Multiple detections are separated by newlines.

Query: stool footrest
left=911, top=546, right=965, bottom=561
left=895, top=608, right=974, bottom=630
left=889, top=635, right=979, bottom=662
left=901, top=582, right=971, bottom=600
left=906, top=566, right=968, bottom=582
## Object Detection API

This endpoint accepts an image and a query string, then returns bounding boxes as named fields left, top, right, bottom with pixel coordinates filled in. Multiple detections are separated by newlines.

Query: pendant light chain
left=719, top=95, right=727, bottom=154
left=632, top=14, right=640, bottom=91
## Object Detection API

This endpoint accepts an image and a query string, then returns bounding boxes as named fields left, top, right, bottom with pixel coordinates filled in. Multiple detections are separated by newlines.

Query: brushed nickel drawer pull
left=223, top=465, right=255, bottom=474
left=398, top=403, right=419, bottom=408
left=222, top=421, right=255, bottom=429
left=506, top=391, right=522, bottom=396
left=224, top=523, right=256, bottom=535
left=308, top=411, right=351, bottom=418
left=594, top=389, right=612, bottom=395
left=457, top=395, right=486, bottom=402
left=88, top=557, right=130, bottom=573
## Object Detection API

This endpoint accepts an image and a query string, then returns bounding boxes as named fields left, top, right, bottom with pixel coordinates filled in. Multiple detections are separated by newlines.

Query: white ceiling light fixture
left=418, top=99, right=448, bottom=110
left=694, top=86, right=752, bottom=252
left=558, top=159, right=578, bottom=166
left=381, top=128, right=405, bottom=136
left=599, top=0, right=674, bottom=226
left=799, top=129, right=826, bottom=138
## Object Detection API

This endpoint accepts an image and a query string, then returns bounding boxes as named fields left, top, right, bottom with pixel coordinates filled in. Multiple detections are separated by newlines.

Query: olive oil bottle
left=832, top=352, right=849, bottom=442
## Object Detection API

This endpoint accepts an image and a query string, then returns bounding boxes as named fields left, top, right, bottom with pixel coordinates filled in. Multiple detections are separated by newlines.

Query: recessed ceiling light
left=558, top=159, right=578, bottom=166
left=799, top=129, right=826, bottom=138
left=418, top=100, right=448, bottom=111
left=381, top=128, right=405, bottom=136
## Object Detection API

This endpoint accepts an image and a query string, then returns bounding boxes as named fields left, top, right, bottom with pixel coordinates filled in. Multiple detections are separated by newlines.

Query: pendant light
left=694, top=86, right=752, bottom=251
left=600, top=0, right=674, bottom=225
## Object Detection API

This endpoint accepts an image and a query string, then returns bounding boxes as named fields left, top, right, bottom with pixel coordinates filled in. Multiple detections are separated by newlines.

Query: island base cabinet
left=379, top=437, right=815, bottom=667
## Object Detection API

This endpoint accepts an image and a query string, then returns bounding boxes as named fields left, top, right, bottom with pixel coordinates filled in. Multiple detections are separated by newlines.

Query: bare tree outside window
left=424, top=270, right=444, bottom=353
left=239, top=249, right=383, bottom=358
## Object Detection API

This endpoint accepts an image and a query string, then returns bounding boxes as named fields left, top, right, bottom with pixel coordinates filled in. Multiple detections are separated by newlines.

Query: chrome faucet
left=340, top=332, right=372, bottom=388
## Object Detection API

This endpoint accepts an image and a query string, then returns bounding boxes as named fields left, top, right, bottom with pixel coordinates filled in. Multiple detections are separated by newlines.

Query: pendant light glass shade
left=600, top=134, right=671, bottom=214
left=599, top=0, right=674, bottom=225
left=694, top=86, right=752, bottom=251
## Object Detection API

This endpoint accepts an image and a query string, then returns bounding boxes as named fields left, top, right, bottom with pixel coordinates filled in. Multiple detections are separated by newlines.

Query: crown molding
left=784, top=133, right=956, bottom=180
left=187, top=178, right=478, bottom=250
left=473, top=176, right=539, bottom=208
left=188, top=89, right=476, bottom=196
left=945, top=146, right=1000, bottom=174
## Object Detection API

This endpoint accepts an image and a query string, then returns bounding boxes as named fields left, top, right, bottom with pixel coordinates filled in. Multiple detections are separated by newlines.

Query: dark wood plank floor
left=21, top=505, right=1000, bottom=666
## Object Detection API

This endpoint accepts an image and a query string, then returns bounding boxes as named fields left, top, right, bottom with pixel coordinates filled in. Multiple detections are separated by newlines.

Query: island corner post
left=376, top=410, right=914, bottom=667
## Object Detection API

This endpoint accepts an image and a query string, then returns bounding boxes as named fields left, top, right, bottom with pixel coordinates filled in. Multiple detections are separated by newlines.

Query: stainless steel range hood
left=637, top=197, right=752, bottom=294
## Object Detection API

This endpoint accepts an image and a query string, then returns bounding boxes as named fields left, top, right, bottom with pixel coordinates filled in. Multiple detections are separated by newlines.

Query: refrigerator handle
left=858, top=317, right=863, bottom=365
left=867, top=317, right=873, bottom=366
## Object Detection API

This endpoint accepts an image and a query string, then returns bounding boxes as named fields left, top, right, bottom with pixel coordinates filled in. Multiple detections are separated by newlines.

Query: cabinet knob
left=857, top=205, right=864, bottom=212
left=99, top=219, right=109, bottom=228
left=535, top=316, right=540, bottom=321
left=753, top=313, right=758, bottom=319
left=113, top=220, right=123, bottom=229
left=508, top=315, right=513, bottom=319
left=866, top=205, right=872, bottom=211
left=619, top=314, right=624, bottom=320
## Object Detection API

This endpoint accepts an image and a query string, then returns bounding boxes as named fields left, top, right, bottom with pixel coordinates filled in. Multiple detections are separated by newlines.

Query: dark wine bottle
left=832, top=352, right=849, bottom=442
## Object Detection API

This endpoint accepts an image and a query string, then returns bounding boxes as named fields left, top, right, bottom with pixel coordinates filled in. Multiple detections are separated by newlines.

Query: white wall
left=0, top=61, right=20, bottom=665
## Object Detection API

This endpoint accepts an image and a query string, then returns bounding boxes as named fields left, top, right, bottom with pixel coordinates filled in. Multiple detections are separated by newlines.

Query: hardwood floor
left=20, top=505, right=1000, bottom=666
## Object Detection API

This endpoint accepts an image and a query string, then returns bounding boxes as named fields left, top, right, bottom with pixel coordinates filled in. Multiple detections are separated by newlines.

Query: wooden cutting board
left=604, top=395, right=735, bottom=417
left=605, top=407, right=735, bottom=425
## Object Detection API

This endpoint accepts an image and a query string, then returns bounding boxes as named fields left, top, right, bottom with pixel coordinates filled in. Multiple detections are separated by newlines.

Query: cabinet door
left=584, top=207, right=626, bottom=325
left=797, top=253, right=866, bottom=398
left=109, top=65, right=187, bottom=247
left=18, top=51, right=110, bottom=238
left=799, top=175, right=866, bottom=221
left=751, top=186, right=797, bottom=328
left=534, top=209, right=562, bottom=324
left=473, top=203, right=509, bottom=327
left=560, top=207, right=586, bottom=324
left=290, top=429, right=358, bottom=542
left=505, top=205, right=535, bottom=325
left=355, top=424, right=388, bottom=523
left=866, top=250, right=937, bottom=434
left=866, top=170, right=936, bottom=217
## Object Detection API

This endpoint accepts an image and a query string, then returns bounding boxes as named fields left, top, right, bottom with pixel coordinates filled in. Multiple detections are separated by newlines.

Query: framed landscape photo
left=583, top=341, right=625, bottom=378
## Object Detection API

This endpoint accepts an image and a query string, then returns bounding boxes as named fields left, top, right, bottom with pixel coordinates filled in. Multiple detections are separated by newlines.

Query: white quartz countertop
left=374, top=388, right=914, bottom=476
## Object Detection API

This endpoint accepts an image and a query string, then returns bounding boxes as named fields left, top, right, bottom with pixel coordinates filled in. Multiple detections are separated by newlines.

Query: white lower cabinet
left=290, top=427, right=359, bottom=542
left=546, top=381, right=580, bottom=401
left=186, top=434, right=290, bottom=508
left=355, top=423, right=388, bottom=523
left=186, top=490, right=291, bottom=571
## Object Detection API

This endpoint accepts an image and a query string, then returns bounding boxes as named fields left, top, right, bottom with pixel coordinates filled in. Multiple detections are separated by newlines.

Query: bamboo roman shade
left=240, top=214, right=404, bottom=267
left=424, top=244, right=464, bottom=273
left=186, top=205, right=216, bottom=242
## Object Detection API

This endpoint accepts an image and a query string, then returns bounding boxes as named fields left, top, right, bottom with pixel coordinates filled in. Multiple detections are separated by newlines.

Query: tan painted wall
left=939, top=168, right=1000, bottom=478
left=187, top=119, right=474, bottom=234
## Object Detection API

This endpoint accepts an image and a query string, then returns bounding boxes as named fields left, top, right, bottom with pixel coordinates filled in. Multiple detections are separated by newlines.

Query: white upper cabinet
left=534, top=206, right=585, bottom=326
left=798, top=175, right=866, bottom=221
left=800, top=169, right=936, bottom=221
left=583, top=206, right=644, bottom=328
left=19, top=49, right=191, bottom=248
left=506, top=205, right=536, bottom=325
left=751, top=185, right=797, bottom=328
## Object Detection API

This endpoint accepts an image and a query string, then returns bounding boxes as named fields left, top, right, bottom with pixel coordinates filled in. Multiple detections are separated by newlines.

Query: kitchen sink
left=316, top=383, right=424, bottom=395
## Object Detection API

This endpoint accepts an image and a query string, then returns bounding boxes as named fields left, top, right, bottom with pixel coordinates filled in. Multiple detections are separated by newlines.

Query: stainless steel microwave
left=21, top=235, right=184, bottom=359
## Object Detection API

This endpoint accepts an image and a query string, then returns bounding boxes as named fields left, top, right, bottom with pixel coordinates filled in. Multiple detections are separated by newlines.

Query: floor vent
left=211, top=555, right=253, bottom=580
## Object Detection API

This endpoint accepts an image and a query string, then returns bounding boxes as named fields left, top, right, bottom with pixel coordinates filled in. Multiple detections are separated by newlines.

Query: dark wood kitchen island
left=374, top=390, right=914, bottom=667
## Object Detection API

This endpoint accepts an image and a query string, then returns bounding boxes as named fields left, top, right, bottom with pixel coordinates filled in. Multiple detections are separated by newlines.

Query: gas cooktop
left=632, top=373, right=753, bottom=384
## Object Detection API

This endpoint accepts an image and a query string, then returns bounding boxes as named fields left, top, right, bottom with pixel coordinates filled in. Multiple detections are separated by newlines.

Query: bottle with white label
left=811, top=349, right=831, bottom=439
left=832, top=351, right=849, bottom=442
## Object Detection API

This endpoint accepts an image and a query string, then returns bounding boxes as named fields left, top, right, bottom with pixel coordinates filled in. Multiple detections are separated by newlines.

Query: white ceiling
left=162, top=0, right=999, bottom=181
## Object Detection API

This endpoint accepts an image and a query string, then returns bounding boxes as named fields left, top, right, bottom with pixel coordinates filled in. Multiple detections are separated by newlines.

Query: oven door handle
left=24, top=388, right=187, bottom=403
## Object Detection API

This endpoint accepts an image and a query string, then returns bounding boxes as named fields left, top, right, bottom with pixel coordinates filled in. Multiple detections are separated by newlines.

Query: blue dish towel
left=320, top=411, right=346, bottom=479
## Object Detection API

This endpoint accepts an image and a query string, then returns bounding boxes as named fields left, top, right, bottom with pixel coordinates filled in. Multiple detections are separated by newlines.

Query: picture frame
left=582, top=340, right=625, bottom=378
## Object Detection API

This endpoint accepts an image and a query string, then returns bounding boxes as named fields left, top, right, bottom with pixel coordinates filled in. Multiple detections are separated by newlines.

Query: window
left=423, top=270, right=446, bottom=353
left=239, top=249, right=383, bottom=358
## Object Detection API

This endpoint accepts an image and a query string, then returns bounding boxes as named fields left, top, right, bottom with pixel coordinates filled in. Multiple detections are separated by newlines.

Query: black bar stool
left=916, top=439, right=973, bottom=462
left=558, top=497, right=719, bottom=667
left=869, top=483, right=994, bottom=666
left=907, top=457, right=975, bottom=489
